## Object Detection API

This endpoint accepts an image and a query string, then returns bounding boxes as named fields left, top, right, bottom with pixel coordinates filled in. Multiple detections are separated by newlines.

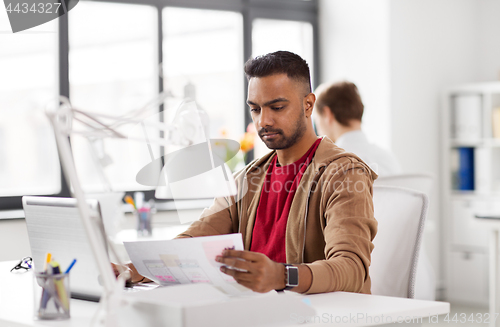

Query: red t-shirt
left=250, top=138, right=322, bottom=263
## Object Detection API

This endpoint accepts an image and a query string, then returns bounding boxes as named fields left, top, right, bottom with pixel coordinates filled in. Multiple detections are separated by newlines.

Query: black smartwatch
left=277, top=264, right=299, bottom=291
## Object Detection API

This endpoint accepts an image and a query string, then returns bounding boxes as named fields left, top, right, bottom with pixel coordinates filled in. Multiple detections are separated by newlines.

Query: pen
left=64, top=259, right=77, bottom=274
left=39, top=271, right=50, bottom=314
left=43, top=253, right=52, bottom=271
left=50, top=261, right=69, bottom=312
left=39, top=253, right=53, bottom=312
left=48, top=259, right=62, bottom=311
left=124, top=195, right=137, bottom=210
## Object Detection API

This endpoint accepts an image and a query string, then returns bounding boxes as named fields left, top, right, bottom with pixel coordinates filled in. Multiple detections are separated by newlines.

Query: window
left=0, top=13, right=60, bottom=197
left=1, top=0, right=318, bottom=208
left=251, top=18, right=315, bottom=158
left=162, top=7, right=244, bottom=140
left=252, top=18, right=314, bottom=83
left=68, top=2, right=158, bottom=192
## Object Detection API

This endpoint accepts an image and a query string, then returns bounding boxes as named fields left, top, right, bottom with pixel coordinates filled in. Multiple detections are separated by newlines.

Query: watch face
left=287, top=266, right=299, bottom=287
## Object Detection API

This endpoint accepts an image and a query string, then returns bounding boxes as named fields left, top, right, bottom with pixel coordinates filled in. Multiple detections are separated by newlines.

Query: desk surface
left=0, top=261, right=449, bottom=327
left=0, top=261, right=95, bottom=327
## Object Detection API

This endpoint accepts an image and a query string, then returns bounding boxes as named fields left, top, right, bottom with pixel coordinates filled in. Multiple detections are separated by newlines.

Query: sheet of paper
left=124, top=233, right=252, bottom=296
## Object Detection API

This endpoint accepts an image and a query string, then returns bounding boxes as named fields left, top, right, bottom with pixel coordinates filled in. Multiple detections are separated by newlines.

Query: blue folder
left=458, top=147, right=474, bottom=190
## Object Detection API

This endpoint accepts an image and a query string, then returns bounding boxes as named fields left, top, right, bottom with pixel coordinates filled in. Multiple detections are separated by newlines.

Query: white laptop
left=23, top=196, right=108, bottom=301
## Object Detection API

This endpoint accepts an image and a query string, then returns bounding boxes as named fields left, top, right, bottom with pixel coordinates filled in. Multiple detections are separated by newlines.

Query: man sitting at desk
left=122, top=51, right=378, bottom=295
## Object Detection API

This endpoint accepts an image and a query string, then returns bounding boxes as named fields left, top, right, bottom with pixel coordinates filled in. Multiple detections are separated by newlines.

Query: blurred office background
left=2, top=0, right=500, bottom=314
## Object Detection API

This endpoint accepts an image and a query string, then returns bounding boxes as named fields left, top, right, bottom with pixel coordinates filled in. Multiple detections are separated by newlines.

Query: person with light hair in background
left=314, top=81, right=402, bottom=176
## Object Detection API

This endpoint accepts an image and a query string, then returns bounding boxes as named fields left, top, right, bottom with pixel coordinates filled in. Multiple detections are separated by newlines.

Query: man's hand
left=111, top=262, right=150, bottom=286
left=216, top=249, right=285, bottom=293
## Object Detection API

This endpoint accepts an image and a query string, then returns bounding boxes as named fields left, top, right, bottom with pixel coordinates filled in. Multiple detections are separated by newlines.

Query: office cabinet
left=451, top=200, right=490, bottom=248
left=442, top=82, right=500, bottom=305
left=447, top=251, right=488, bottom=305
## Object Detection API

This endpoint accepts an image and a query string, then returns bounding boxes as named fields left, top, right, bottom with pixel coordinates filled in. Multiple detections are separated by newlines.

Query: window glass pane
left=251, top=18, right=314, bottom=158
left=69, top=1, right=158, bottom=192
left=162, top=7, right=244, bottom=140
left=0, top=13, right=60, bottom=196
left=252, top=18, right=314, bottom=84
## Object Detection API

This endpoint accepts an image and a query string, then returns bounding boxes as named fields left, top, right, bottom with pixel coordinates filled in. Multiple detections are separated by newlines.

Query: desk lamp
left=46, top=94, right=239, bottom=326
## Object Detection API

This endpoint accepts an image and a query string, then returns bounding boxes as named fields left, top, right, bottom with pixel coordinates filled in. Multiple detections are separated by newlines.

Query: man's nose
left=259, top=108, right=274, bottom=128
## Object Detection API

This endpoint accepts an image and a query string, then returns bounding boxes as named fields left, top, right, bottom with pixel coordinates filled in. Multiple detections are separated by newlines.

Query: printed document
left=124, top=233, right=251, bottom=295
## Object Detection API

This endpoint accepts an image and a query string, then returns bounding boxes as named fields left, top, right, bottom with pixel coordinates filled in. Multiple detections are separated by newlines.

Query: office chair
left=374, top=173, right=433, bottom=193
left=370, top=185, right=429, bottom=298
left=373, top=173, right=436, bottom=300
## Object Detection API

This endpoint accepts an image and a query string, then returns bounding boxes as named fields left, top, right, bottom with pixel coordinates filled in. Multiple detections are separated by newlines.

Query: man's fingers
left=118, top=269, right=131, bottom=280
left=220, top=266, right=253, bottom=282
left=111, top=263, right=134, bottom=283
left=216, top=256, right=252, bottom=272
left=112, top=263, right=126, bottom=276
left=217, top=251, right=279, bottom=294
left=221, top=249, right=262, bottom=262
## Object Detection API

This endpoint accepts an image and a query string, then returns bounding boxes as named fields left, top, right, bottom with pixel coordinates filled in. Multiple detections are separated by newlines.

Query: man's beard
left=258, top=114, right=307, bottom=150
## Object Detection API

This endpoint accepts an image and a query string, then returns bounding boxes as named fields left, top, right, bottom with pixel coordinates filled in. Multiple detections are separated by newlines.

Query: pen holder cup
left=136, top=209, right=152, bottom=237
left=33, top=272, right=70, bottom=320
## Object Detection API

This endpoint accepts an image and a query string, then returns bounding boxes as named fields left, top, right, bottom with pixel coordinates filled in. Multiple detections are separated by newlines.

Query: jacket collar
left=246, top=136, right=378, bottom=180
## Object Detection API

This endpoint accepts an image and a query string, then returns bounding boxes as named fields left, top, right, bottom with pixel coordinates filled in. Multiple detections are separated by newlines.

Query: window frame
left=0, top=0, right=318, bottom=210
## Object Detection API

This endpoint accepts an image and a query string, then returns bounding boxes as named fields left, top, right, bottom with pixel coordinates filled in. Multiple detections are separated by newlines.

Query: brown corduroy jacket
left=178, top=136, right=378, bottom=294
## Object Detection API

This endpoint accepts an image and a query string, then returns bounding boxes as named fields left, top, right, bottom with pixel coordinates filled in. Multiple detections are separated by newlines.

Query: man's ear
left=304, top=93, right=316, bottom=118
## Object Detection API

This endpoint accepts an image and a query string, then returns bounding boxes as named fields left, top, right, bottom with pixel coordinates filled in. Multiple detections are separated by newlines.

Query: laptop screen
left=23, top=196, right=108, bottom=301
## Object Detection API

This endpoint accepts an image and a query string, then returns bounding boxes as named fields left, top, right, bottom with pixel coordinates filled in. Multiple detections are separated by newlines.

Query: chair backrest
left=374, top=173, right=433, bottom=196
left=370, top=185, right=429, bottom=298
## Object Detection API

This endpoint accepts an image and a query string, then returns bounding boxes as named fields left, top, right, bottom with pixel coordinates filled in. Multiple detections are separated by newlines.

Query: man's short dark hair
left=315, top=81, right=364, bottom=126
left=244, top=51, right=312, bottom=93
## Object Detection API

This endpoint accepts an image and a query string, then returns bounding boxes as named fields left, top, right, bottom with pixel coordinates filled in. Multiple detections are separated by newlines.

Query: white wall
left=389, top=0, right=480, bottom=296
left=477, top=0, right=500, bottom=81
left=390, top=0, right=479, bottom=174
left=318, top=0, right=391, bottom=150
left=0, top=219, right=31, bottom=261
left=319, top=0, right=498, bottom=296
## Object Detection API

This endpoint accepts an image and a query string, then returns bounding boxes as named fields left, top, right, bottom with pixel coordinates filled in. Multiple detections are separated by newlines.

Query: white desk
left=476, top=216, right=500, bottom=327
left=0, top=261, right=449, bottom=327
left=0, top=261, right=95, bottom=327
